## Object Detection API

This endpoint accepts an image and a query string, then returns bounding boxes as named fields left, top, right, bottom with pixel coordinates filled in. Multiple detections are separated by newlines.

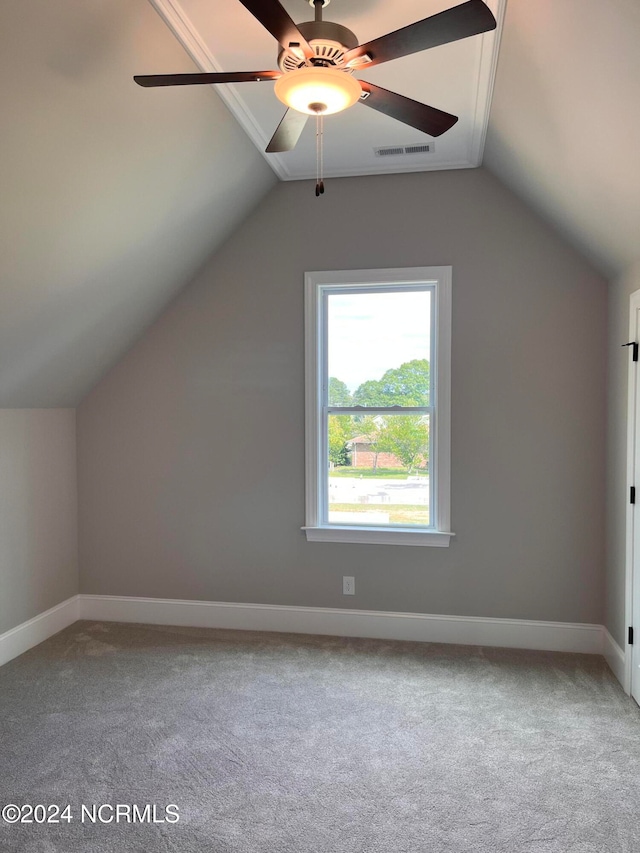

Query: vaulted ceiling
left=0, top=0, right=276, bottom=407
left=1, top=0, right=638, bottom=406
left=484, top=0, right=640, bottom=278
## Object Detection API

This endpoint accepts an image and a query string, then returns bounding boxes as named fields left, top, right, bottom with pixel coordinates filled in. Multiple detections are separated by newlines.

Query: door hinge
left=629, top=627, right=634, bottom=645
left=631, top=487, right=636, bottom=504
left=623, top=341, right=639, bottom=361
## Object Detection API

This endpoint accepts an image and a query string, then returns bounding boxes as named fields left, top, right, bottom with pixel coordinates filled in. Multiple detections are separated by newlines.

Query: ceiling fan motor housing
left=278, top=20, right=359, bottom=72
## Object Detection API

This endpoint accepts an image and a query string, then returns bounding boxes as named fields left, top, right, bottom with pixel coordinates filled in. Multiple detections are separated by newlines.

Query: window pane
left=327, top=413, right=430, bottom=527
left=327, top=289, right=431, bottom=407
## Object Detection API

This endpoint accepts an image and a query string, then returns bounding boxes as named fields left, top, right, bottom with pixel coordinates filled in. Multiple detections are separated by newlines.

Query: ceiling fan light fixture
left=274, top=67, right=361, bottom=115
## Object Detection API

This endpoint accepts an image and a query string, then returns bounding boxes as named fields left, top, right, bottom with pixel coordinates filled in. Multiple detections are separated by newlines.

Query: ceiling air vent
left=375, top=146, right=405, bottom=157
left=374, top=143, right=435, bottom=157
left=404, top=143, right=432, bottom=155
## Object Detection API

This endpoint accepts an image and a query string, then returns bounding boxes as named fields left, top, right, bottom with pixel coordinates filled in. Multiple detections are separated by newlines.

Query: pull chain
left=320, top=113, right=324, bottom=192
left=315, top=113, right=324, bottom=197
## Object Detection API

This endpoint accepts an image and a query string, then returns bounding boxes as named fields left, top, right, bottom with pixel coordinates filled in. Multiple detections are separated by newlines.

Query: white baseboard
left=0, top=595, right=79, bottom=668
left=78, top=594, right=604, bottom=655
left=603, top=628, right=627, bottom=690
left=0, top=595, right=617, bottom=672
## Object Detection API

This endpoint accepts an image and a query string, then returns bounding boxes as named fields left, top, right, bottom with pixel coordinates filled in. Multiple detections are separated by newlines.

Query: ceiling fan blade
left=358, top=81, right=458, bottom=137
left=345, top=0, right=496, bottom=69
left=266, top=109, right=309, bottom=153
left=238, top=0, right=314, bottom=61
left=134, top=71, right=281, bottom=88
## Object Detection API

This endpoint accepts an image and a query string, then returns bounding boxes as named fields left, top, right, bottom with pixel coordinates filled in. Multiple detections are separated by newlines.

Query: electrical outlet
left=343, top=576, right=355, bottom=595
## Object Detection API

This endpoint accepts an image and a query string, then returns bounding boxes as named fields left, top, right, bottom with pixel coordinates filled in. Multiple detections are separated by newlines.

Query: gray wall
left=606, top=261, right=640, bottom=646
left=78, top=168, right=607, bottom=624
left=0, top=410, right=78, bottom=635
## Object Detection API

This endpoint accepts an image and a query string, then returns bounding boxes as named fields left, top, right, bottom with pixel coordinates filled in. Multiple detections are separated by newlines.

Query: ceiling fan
left=135, top=0, right=496, bottom=190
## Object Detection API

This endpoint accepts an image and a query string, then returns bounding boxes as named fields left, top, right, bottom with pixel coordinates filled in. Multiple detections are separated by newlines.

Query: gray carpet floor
left=1, top=621, right=639, bottom=853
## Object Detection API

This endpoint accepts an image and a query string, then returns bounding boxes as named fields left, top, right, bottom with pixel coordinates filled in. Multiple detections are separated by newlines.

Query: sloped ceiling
left=484, top=0, right=640, bottom=277
left=2, top=0, right=637, bottom=407
left=0, top=0, right=276, bottom=407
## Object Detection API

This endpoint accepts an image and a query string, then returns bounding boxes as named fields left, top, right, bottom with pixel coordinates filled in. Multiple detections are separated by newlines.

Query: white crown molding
left=78, top=594, right=604, bottom=655
left=146, top=0, right=288, bottom=180
left=282, top=158, right=478, bottom=181
left=0, top=596, right=79, bottom=668
left=467, top=0, right=507, bottom=166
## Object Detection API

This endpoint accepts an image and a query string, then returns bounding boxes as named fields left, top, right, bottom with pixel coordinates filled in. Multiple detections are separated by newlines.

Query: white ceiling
left=147, top=0, right=505, bottom=179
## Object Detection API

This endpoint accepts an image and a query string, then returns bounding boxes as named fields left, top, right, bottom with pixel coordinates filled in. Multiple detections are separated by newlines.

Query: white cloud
left=328, top=290, right=431, bottom=393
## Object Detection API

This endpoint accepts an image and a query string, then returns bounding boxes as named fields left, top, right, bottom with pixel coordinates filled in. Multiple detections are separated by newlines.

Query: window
left=304, top=267, right=453, bottom=547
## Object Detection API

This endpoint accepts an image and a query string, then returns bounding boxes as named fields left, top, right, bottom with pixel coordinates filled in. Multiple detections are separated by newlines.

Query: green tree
left=357, top=416, right=384, bottom=471
left=379, top=416, right=429, bottom=473
left=351, top=379, right=385, bottom=408
left=328, top=415, right=353, bottom=467
left=353, top=359, right=430, bottom=407
left=328, top=377, right=352, bottom=407
left=328, top=378, right=354, bottom=467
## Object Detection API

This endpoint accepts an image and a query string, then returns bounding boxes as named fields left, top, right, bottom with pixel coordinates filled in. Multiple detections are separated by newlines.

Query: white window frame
left=303, top=267, right=453, bottom=547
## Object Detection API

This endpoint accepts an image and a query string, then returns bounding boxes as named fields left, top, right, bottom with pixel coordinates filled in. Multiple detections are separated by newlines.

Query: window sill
left=302, top=526, right=454, bottom=547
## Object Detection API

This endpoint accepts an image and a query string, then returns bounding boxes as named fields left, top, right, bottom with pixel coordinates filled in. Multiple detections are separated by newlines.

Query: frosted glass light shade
left=274, top=67, right=362, bottom=116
